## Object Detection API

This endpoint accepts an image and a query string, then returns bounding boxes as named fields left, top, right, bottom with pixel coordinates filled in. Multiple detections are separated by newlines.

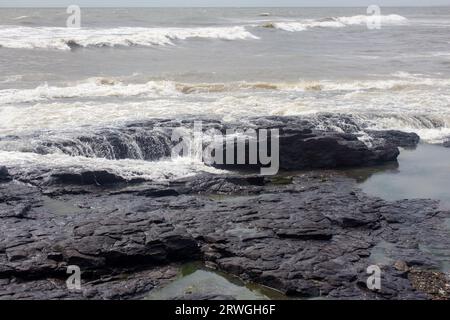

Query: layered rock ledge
left=1, top=114, right=420, bottom=179
left=1, top=115, right=442, bottom=300
left=0, top=170, right=449, bottom=300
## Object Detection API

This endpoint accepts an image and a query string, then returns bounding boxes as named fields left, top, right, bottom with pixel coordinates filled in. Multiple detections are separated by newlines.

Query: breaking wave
left=0, top=75, right=448, bottom=105
left=0, top=78, right=181, bottom=104
left=264, top=14, right=408, bottom=32
left=0, top=15, right=408, bottom=50
left=0, top=25, right=259, bottom=50
left=0, top=150, right=224, bottom=182
left=1, top=73, right=449, bottom=143
left=0, top=125, right=176, bottom=161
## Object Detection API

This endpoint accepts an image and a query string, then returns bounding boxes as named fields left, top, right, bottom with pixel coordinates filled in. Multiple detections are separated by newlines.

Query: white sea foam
left=0, top=78, right=181, bottom=104
left=271, top=20, right=346, bottom=32
left=0, top=25, right=259, bottom=50
left=1, top=76, right=449, bottom=105
left=1, top=75, right=449, bottom=143
left=0, top=150, right=225, bottom=182
left=268, top=14, right=408, bottom=32
left=337, top=14, right=408, bottom=25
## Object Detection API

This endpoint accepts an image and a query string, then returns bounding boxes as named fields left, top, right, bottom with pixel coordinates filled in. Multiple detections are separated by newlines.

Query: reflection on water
left=146, top=262, right=286, bottom=300
left=368, top=240, right=397, bottom=266
left=345, top=144, right=450, bottom=272
left=346, top=144, right=450, bottom=209
left=341, top=161, right=400, bottom=184
left=42, top=196, right=87, bottom=215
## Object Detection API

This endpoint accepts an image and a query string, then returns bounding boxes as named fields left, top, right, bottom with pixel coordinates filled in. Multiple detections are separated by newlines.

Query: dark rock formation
left=212, top=125, right=400, bottom=172
left=0, top=114, right=445, bottom=300
left=276, top=130, right=399, bottom=170
left=367, top=130, right=420, bottom=149
left=50, top=170, right=127, bottom=186
left=1, top=115, right=404, bottom=175
left=0, top=172, right=448, bottom=300
left=0, top=266, right=178, bottom=300
left=163, top=174, right=448, bottom=299
left=0, top=166, right=11, bottom=182
left=31, top=126, right=175, bottom=161
left=0, top=182, right=200, bottom=281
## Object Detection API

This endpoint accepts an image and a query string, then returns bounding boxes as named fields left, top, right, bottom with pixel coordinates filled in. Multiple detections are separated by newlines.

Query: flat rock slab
left=0, top=115, right=422, bottom=185
left=0, top=266, right=178, bottom=300
left=0, top=172, right=449, bottom=300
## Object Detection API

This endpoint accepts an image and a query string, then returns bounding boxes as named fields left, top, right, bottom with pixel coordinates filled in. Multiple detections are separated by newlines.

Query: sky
left=2, top=0, right=450, bottom=7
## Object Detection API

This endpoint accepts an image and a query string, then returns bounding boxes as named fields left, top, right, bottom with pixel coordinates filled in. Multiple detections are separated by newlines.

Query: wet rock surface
left=0, top=115, right=412, bottom=175
left=0, top=115, right=444, bottom=300
left=366, top=130, right=420, bottom=149
left=0, top=169, right=449, bottom=300
left=443, top=140, right=450, bottom=148
left=0, top=266, right=178, bottom=300
left=50, top=170, right=128, bottom=185
left=213, top=125, right=400, bottom=171
left=0, top=166, right=11, bottom=182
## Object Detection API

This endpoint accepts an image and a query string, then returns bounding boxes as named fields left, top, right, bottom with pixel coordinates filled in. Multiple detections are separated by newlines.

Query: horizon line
left=2, top=5, right=450, bottom=8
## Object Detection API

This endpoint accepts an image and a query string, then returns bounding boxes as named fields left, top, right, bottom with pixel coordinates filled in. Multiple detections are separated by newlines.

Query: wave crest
left=265, top=14, right=408, bottom=32
left=1, top=75, right=449, bottom=105
left=0, top=25, right=259, bottom=50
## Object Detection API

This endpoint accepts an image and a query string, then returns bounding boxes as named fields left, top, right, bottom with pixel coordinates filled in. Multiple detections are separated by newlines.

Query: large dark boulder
left=0, top=116, right=411, bottom=177
left=367, top=130, right=420, bottom=148
left=0, top=166, right=11, bottom=182
left=50, top=170, right=126, bottom=185
left=212, top=127, right=399, bottom=172
left=277, top=130, right=399, bottom=170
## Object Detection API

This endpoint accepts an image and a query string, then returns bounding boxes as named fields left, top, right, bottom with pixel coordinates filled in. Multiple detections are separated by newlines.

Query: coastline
left=1, top=6, right=450, bottom=302
left=1, top=117, right=449, bottom=300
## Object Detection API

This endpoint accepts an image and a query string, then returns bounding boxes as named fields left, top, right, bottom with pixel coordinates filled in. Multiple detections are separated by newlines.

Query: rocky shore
left=0, top=115, right=448, bottom=300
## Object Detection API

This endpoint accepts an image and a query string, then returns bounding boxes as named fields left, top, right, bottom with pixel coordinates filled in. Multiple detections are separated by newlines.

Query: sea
left=0, top=7, right=449, bottom=182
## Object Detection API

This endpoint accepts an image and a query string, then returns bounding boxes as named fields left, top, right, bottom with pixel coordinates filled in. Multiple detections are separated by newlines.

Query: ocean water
left=0, top=7, right=450, bottom=181
left=346, top=144, right=450, bottom=209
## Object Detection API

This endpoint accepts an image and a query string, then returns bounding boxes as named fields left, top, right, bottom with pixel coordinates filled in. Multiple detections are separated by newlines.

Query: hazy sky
left=2, top=0, right=450, bottom=7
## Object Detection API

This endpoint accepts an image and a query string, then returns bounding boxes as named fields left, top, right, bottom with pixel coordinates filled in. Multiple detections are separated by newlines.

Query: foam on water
left=0, top=78, right=181, bottom=104
left=267, top=14, right=408, bottom=32
left=0, top=25, right=259, bottom=50
left=0, top=150, right=225, bottom=182
left=0, top=14, right=408, bottom=50
left=0, top=8, right=448, bottom=185
left=1, top=75, right=449, bottom=105
left=1, top=74, right=449, bottom=143
left=337, top=14, right=408, bottom=25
